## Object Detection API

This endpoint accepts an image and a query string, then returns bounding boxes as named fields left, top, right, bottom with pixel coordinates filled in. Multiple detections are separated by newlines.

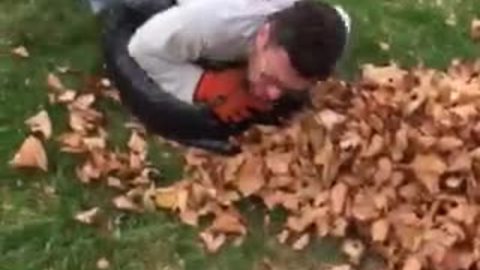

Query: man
left=101, top=0, right=350, bottom=154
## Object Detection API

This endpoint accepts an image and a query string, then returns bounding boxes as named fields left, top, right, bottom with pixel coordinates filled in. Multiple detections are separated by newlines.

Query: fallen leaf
left=276, top=230, right=289, bottom=244
left=330, top=182, right=348, bottom=214
left=112, top=195, right=142, bottom=212
left=154, top=188, right=179, bottom=210
left=265, top=152, right=292, bottom=175
left=10, top=136, right=48, bottom=171
left=315, top=109, right=346, bottom=130
left=11, top=46, right=29, bottom=58
left=47, top=73, right=65, bottom=92
left=292, top=234, right=310, bottom=250
left=199, top=231, right=226, bottom=253
left=402, top=256, right=422, bottom=270
left=58, top=132, right=85, bottom=153
left=25, top=110, right=52, bottom=139
left=96, top=257, right=110, bottom=269
left=410, top=154, right=447, bottom=194
left=371, top=219, right=389, bottom=242
left=235, top=155, right=265, bottom=196
left=210, top=210, right=246, bottom=235
left=74, top=207, right=100, bottom=224
left=378, top=41, right=390, bottom=51
left=57, top=90, right=77, bottom=103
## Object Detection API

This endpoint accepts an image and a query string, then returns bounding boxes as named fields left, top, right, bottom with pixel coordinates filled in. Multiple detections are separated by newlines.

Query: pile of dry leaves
left=9, top=58, right=480, bottom=269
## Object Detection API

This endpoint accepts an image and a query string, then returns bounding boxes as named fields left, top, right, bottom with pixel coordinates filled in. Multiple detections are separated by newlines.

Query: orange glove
left=194, top=69, right=271, bottom=123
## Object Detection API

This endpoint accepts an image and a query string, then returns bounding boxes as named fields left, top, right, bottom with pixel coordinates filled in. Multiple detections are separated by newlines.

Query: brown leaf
left=179, top=210, right=199, bottom=226
left=235, top=155, right=265, bottom=196
left=25, top=110, right=52, bottom=139
left=210, top=210, right=246, bottom=235
left=96, top=257, right=110, bottom=270
left=440, top=247, right=475, bottom=270
left=58, top=132, right=85, bottom=153
left=371, top=218, right=389, bottom=242
left=314, top=109, right=346, bottom=130
left=362, top=64, right=407, bottom=89
left=265, top=152, right=292, bottom=175
left=74, top=207, right=100, bottom=224
left=47, top=73, right=65, bottom=92
left=154, top=187, right=179, bottom=210
left=10, top=136, right=48, bottom=171
left=112, top=195, right=142, bottom=212
left=351, top=191, right=379, bottom=221
left=361, top=134, right=384, bottom=158
left=410, top=154, right=447, bottom=194
left=435, top=136, right=463, bottom=152
left=330, top=182, right=348, bottom=214
left=402, top=256, right=422, bottom=270
left=471, top=18, right=480, bottom=42
left=57, top=90, right=77, bottom=103
left=199, top=231, right=226, bottom=253
left=11, top=46, right=30, bottom=58
left=374, top=157, right=393, bottom=185
left=292, top=234, right=310, bottom=250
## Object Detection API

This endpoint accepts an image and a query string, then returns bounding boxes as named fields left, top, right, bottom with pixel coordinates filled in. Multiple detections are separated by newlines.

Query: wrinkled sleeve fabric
left=127, top=4, right=205, bottom=103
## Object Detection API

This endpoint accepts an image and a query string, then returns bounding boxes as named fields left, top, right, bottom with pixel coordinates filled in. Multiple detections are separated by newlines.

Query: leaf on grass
left=74, top=207, right=100, bottom=224
left=57, top=90, right=77, bottom=103
left=58, top=132, right=85, bottom=153
left=96, top=257, right=110, bottom=270
left=11, top=46, right=29, bottom=58
left=210, top=210, right=246, bottom=235
left=10, top=136, right=48, bottom=171
left=199, top=231, right=226, bottom=253
left=25, top=110, right=52, bottom=139
left=47, top=73, right=65, bottom=92
left=292, top=233, right=310, bottom=250
left=112, top=195, right=142, bottom=212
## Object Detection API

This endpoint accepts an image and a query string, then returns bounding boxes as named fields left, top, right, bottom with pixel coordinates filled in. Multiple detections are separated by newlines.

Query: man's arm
left=127, top=4, right=205, bottom=103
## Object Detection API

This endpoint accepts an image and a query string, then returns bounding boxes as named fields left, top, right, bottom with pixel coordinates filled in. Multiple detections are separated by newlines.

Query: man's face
left=248, top=23, right=314, bottom=102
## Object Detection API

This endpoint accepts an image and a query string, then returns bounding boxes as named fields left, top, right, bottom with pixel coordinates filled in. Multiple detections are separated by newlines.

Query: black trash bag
left=100, top=0, right=247, bottom=155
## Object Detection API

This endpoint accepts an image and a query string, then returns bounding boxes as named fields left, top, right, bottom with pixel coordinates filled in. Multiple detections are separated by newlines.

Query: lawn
left=0, top=0, right=478, bottom=269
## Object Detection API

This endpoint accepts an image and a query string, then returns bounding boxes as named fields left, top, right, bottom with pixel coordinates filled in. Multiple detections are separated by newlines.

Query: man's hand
left=194, top=69, right=272, bottom=123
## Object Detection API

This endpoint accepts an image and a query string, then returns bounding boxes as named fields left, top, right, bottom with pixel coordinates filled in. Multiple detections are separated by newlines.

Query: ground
left=0, top=0, right=478, bottom=269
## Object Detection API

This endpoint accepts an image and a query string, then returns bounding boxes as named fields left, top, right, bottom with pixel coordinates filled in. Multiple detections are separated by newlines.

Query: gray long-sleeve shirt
left=128, top=0, right=350, bottom=104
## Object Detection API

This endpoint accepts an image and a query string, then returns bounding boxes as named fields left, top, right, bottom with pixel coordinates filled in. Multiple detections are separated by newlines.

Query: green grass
left=0, top=0, right=478, bottom=269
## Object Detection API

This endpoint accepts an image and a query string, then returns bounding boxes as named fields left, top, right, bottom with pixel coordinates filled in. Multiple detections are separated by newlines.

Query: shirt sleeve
left=127, top=5, right=206, bottom=103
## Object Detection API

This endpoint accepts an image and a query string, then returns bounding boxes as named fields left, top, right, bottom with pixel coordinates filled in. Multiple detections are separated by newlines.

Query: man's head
left=248, top=0, right=349, bottom=101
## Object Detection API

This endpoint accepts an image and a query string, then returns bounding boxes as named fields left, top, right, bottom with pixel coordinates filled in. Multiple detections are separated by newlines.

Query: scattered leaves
left=74, top=207, right=100, bottom=224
